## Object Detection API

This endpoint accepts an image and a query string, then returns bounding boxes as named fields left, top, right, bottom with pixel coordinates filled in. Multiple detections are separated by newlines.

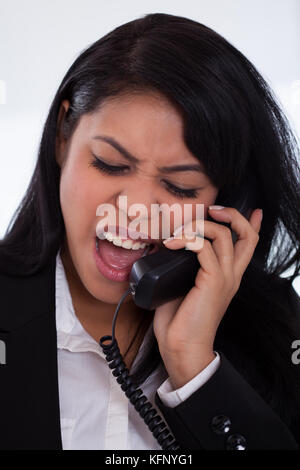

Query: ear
left=55, top=99, right=70, bottom=168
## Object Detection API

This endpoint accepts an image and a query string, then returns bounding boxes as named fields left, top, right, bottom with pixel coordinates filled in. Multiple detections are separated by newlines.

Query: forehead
left=79, top=93, right=197, bottom=164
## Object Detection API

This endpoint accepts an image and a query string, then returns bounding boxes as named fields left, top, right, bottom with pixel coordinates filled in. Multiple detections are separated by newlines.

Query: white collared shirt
left=55, top=250, right=220, bottom=450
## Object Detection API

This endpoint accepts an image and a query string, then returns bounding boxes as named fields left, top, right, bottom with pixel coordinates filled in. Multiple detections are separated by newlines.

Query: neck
left=59, top=241, right=153, bottom=367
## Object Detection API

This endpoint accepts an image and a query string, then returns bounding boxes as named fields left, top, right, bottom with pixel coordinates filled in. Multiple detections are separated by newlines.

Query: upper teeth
left=99, top=231, right=150, bottom=250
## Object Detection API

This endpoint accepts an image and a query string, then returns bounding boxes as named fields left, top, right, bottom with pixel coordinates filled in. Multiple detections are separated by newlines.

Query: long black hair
left=1, top=13, right=300, bottom=439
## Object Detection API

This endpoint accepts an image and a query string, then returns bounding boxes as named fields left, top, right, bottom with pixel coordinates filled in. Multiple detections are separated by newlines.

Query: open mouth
left=94, top=233, right=159, bottom=282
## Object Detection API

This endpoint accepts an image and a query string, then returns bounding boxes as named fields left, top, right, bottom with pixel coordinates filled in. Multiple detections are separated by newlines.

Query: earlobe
left=55, top=100, right=70, bottom=168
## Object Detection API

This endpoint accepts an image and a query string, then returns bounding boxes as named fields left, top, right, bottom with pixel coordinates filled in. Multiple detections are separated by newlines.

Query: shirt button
left=211, top=415, right=231, bottom=435
left=226, top=434, right=247, bottom=450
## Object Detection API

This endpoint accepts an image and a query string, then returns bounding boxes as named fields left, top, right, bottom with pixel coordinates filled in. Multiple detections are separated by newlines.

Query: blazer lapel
left=0, top=254, right=62, bottom=449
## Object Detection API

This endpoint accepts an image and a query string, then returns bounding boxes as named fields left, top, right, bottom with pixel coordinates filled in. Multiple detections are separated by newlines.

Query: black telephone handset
left=100, top=175, right=259, bottom=450
left=130, top=178, right=258, bottom=310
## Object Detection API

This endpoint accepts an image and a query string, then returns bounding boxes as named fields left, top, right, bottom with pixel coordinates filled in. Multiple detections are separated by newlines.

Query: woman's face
left=56, top=93, right=219, bottom=304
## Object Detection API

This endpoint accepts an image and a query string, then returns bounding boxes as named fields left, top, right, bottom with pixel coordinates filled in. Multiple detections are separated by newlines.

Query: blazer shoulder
left=0, top=257, right=56, bottom=332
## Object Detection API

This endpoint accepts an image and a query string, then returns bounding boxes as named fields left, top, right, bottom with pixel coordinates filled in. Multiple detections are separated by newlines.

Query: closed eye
left=89, top=154, right=201, bottom=199
left=89, top=153, right=130, bottom=175
left=162, top=181, right=200, bottom=199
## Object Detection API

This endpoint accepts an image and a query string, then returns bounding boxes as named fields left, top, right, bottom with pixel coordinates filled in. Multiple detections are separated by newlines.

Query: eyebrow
left=92, top=135, right=205, bottom=174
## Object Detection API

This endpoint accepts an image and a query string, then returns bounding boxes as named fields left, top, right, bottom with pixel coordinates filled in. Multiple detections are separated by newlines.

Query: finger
left=163, top=222, right=205, bottom=251
left=198, top=219, right=234, bottom=274
left=208, top=206, right=263, bottom=278
left=163, top=233, right=220, bottom=276
left=194, top=238, right=221, bottom=278
left=162, top=233, right=204, bottom=252
left=167, top=218, right=235, bottom=275
left=248, top=208, right=263, bottom=233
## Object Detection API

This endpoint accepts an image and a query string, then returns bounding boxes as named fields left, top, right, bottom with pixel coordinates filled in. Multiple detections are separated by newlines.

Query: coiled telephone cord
left=99, top=287, right=181, bottom=451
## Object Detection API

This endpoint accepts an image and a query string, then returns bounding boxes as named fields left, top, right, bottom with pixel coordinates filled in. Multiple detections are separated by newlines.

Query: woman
left=0, top=12, right=300, bottom=450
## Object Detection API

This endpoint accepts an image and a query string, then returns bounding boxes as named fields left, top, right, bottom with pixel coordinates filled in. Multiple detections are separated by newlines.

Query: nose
left=116, top=187, right=161, bottom=241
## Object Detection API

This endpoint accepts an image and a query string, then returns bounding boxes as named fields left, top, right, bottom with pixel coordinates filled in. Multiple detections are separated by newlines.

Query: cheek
left=202, top=187, right=219, bottom=217
left=186, top=187, right=218, bottom=221
left=59, top=163, right=100, bottom=238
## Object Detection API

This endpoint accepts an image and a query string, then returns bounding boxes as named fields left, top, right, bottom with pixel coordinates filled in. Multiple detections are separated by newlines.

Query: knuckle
left=229, top=207, right=238, bottom=218
left=220, top=225, right=232, bottom=238
left=251, top=230, right=260, bottom=244
left=201, top=238, right=210, bottom=250
left=246, top=225, right=259, bottom=243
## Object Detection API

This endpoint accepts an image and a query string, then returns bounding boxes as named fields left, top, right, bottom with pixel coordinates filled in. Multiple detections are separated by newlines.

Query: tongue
left=99, top=239, right=146, bottom=269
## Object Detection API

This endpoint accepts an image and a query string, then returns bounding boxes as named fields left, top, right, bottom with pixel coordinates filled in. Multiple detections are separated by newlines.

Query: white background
left=0, top=0, right=299, bottom=293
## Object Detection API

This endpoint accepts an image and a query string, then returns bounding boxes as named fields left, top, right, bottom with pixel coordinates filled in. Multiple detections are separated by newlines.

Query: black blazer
left=0, top=253, right=299, bottom=450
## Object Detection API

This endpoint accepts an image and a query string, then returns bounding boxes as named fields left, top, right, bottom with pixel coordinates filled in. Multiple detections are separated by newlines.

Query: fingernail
left=209, top=205, right=225, bottom=210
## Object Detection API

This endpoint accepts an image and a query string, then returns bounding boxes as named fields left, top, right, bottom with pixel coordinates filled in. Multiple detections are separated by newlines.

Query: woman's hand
left=153, top=206, right=263, bottom=389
